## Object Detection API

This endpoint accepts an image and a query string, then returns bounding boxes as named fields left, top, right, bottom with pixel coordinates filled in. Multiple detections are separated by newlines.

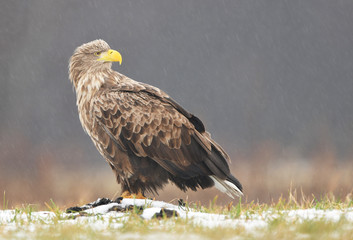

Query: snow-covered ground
left=1, top=198, right=353, bottom=236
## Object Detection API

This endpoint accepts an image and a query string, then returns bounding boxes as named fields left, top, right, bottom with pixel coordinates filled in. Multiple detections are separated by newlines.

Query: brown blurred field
left=1, top=133, right=352, bottom=209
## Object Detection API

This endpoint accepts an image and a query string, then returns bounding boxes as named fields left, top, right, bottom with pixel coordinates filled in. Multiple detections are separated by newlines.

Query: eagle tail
left=209, top=175, right=243, bottom=199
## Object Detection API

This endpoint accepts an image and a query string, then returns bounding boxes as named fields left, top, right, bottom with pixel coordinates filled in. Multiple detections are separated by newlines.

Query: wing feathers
left=90, top=81, right=242, bottom=197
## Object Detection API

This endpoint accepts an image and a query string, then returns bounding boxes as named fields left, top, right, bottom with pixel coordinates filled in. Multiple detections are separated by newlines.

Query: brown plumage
left=69, top=39, right=242, bottom=199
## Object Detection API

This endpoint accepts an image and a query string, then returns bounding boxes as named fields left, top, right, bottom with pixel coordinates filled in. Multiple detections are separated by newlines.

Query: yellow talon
left=121, top=191, right=146, bottom=199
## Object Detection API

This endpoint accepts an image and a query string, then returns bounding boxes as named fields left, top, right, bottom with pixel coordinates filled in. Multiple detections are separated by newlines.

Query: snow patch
left=1, top=200, right=353, bottom=234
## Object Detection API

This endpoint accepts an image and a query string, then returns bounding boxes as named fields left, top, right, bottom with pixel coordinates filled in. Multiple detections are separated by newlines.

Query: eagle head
left=69, top=39, right=122, bottom=89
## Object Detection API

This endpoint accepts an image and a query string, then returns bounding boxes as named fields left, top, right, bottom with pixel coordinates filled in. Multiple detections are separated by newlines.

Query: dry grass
left=1, top=191, right=352, bottom=240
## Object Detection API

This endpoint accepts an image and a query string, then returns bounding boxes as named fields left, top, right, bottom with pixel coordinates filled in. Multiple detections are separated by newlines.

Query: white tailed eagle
left=69, top=40, right=242, bottom=199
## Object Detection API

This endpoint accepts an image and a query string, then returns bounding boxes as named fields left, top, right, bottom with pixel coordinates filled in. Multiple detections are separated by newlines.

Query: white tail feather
left=209, top=176, right=243, bottom=199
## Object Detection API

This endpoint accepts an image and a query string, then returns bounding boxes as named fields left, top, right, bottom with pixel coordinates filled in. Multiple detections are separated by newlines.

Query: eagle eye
left=94, top=52, right=102, bottom=56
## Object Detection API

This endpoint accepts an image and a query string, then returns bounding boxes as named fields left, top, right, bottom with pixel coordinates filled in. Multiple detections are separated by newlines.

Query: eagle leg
left=121, top=190, right=146, bottom=199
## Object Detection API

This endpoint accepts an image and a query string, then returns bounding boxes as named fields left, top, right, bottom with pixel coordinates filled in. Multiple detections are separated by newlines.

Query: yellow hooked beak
left=97, top=49, right=122, bottom=65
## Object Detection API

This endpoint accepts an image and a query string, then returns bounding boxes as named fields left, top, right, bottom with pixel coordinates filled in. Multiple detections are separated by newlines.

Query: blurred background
left=1, top=0, right=353, bottom=208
